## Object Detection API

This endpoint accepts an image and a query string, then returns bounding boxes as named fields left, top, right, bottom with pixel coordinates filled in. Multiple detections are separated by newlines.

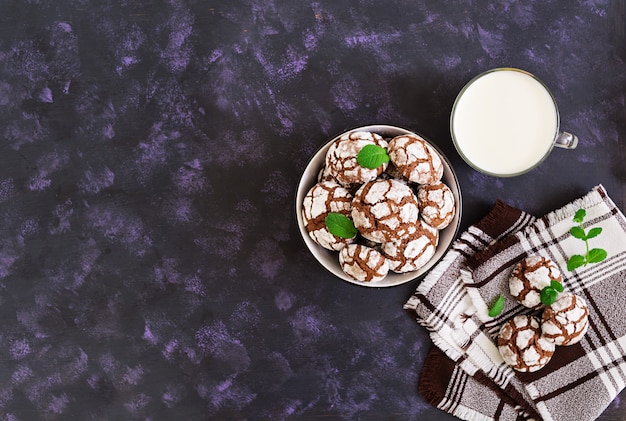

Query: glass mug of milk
left=450, top=68, right=578, bottom=177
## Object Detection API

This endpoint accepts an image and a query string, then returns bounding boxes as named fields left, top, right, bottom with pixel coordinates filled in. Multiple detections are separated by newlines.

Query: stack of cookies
left=301, top=131, right=456, bottom=283
left=497, top=256, right=589, bottom=372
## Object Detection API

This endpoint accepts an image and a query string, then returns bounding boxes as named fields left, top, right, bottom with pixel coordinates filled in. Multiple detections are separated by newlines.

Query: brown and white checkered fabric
left=406, top=185, right=626, bottom=421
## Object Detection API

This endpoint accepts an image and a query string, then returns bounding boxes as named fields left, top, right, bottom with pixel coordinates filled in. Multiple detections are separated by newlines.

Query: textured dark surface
left=0, top=1, right=624, bottom=420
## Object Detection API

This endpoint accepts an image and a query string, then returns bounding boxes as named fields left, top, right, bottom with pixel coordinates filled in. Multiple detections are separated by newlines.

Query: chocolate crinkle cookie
left=388, top=134, right=443, bottom=185
left=498, top=315, right=555, bottom=372
left=339, top=244, right=389, bottom=282
left=301, top=181, right=356, bottom=251
left=381, top=220, right=439, bottom=273
left=509, top=255, right=563, bottom=309
left=351, top=179, right=419, bottom=243
left=542, top=293, right=589, bottom=346
left=417, top=182, right=456, bottom=229
left=317, top=164, right=335, bottom=183
left=325, top=131, right=389, bottom=187
left=378, top=161, right=406, bottom=181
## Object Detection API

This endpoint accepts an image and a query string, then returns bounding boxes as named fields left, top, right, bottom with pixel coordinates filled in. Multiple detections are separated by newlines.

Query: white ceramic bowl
left=295, top=125, right=462, bottom=287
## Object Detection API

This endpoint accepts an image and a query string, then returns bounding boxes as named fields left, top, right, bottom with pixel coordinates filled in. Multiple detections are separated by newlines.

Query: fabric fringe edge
left=413, top=248, right=461, bottom=297
left=429, top=332, right=465, bottom=364
left=521, top=184, right=606, bottom=234
left=450, top=405, right=495, bottom=421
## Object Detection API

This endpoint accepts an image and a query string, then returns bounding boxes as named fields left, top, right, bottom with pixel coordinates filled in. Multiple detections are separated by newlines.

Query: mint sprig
left=488, top=294, right=505, bottom=317
left=357, top=144, right=389, bottom=169
left=540, top=279, right=564, bottom=306
left=566, top=209, right=608, bottom=271
left=325, top=212, right=358, bottom=239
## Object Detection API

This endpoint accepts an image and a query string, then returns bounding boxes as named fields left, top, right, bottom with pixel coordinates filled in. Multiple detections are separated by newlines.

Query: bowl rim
left=295, top=124, right=463, bottom=287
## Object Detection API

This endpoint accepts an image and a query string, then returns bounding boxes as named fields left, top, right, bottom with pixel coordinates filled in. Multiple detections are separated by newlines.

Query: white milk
left=451, top=69, right=559, bottom=176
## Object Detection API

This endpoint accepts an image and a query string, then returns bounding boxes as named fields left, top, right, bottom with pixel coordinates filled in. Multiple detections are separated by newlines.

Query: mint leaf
left=573, top=209, right=586, bottom=224
left=570, top=226, right=586, bottom=240
left=587, top=248, right=607, bottom=263
left=357, top=144, right=389, bottom=169
left=586, top=227, right=603, bottom=239
left=325, top=212, right=357, bottom=238
left=567, top=254, right=586, bottom=271
left=488, top=294, right=505, bottom=317
left=550, top=279, right=564, bottom=292
left=566, top=208, right=609, bottom=271
left=540, top=287, right=559, bottom=306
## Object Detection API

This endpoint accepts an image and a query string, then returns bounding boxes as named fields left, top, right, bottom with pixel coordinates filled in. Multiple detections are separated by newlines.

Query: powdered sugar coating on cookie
left=509, top=256, right=562, bottom=309
left=302, top=181, right=355, bottom=251
left=339, top=244, right=389, bottom=282
left=417, top=182, right=456, bottom=229
left=381, top=221, right=438, bottom=273
left=351, top=179, right=419, bottom=243
left=325, top=131, right=389, bottom=187
left=388, top=134, right=443, bottom=184
left=379, top=161, right=406, bottom=181
left=542, top=293, right=589, bottom=346
left=498, top=315, right=555, bottom=372
left=317, top=164, right=335, bottom=183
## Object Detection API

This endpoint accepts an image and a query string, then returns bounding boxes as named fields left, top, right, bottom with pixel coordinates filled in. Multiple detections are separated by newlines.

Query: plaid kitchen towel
left=459, top=184, right=626, bottom=421
left=418, top=346, right=532, bottom=421
left=405, top=199, right=540, bottom=420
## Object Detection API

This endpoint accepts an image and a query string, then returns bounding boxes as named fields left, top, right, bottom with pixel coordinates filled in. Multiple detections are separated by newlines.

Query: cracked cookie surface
left=302, top=181, right=355, bottom=250
left=351, top=179, right=419, bottom=243
left=388, top=134, right=443, bottom=185
left=498, top=315, right=555, bottom=372
left=381, top=220, right=438, bottom=273
left=509, top=256, right=562, bottom=309
left=542, top=293, right=589, bottom=346
left=339, top=244, right=389, bottom=282
left=417, top=181, right=455, bottom=229
left=325, top=131, right=389, bottom=187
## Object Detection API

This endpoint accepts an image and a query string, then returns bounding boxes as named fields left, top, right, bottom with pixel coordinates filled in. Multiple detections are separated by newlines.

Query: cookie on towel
left=541, top=293, right=589, bottom=346
left=509, top=256, right=563, bottom=309
left=498, top=315, right=555, bottom=372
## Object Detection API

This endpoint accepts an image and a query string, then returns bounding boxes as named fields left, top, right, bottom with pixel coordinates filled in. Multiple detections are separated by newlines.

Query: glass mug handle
left=555, top=131, right=578, bottom=149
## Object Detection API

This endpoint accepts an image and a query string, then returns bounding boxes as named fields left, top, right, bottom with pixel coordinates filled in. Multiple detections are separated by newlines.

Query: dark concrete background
left=0, top=1, right=624, bottom=419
